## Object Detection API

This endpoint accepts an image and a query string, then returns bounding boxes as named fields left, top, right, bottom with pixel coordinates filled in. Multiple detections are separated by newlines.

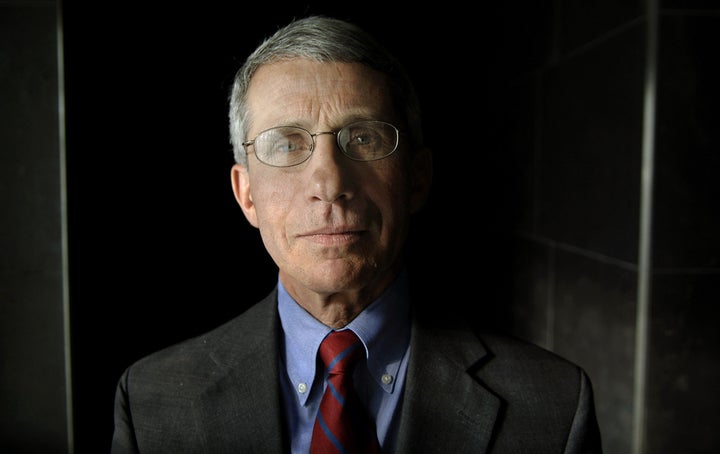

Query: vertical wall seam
left=56, top=0, right=74, bottom=452
left=546, top=243, right=556, bottom=350
left=633, top=1, right=658, bottom=453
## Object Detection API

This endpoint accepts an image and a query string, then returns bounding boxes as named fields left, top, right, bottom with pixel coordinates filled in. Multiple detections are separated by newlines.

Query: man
left=111, top=15, right=603, bottom=453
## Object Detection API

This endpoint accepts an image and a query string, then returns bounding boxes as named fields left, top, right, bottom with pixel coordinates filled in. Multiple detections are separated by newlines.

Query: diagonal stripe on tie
left=310, top=330, right=380, bottom=454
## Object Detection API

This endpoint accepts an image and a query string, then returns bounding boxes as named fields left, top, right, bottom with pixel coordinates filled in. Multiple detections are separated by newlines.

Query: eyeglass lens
left=251, top=120, right=398, bottom=167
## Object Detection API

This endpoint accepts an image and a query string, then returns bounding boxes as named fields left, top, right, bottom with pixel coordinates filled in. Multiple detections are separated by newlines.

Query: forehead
left=246, top=60, right=397, bottom=131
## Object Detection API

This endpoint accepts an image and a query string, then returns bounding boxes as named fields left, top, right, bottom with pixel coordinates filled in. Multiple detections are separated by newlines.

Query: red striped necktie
left=310, top=329, right=380, bottom=454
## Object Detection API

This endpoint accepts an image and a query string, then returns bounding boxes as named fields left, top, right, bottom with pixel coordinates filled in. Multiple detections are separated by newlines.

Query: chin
left=308, top=263, right=377, bottom=291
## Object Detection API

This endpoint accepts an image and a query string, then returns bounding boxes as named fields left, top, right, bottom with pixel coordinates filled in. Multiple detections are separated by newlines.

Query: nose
left=305, top=133, right=355, bottom=203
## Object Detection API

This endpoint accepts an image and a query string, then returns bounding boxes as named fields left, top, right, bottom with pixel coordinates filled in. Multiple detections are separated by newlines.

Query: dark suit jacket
left=111, top=289, right=603, bottom=453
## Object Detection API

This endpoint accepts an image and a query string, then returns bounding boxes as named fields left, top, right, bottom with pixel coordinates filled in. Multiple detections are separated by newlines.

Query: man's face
left=231, top=60, right=430, bottom=301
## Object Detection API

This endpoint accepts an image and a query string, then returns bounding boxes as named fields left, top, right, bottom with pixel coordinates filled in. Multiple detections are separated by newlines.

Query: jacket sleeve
left=110, top=368, right=140, bottom=454
left=565, top=369, right=603, bottom=454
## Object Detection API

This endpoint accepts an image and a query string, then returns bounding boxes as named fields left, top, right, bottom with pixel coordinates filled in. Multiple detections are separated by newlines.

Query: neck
left=279, top=267, right=402, bottom=329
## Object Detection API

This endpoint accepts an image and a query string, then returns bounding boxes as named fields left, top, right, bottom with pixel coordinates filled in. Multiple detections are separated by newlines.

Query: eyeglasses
left=242, top=120, right=400, bottom=167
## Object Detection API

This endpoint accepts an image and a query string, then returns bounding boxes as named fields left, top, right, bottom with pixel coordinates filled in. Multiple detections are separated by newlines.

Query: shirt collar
left=278, top=271, right=411, bottom=406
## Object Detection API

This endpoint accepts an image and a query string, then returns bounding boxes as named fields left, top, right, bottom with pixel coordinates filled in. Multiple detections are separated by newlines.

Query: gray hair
left=228, top=15, right=423, bottom=166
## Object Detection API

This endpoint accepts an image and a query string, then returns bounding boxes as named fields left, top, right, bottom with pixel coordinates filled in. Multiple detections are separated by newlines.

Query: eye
left=349, top=127, right=379, bottom=146
left=262, top=128, right=311, bottom=155
left=270, top=134, right=303, bottom=154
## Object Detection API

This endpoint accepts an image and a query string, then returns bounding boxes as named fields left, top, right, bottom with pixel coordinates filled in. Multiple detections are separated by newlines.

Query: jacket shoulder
left=121, top=290, right=279, bottom=397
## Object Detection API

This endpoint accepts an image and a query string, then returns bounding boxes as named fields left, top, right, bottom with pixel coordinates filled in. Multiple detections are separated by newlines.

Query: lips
left=297, top=227, right=367, bottom=247
left=300, top=226, right=365, bottom=236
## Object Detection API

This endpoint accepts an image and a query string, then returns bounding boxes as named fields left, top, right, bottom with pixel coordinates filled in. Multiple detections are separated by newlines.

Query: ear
left=408, top=147, right=433, bottom=214
left=231, top=163, right=259, bottom=228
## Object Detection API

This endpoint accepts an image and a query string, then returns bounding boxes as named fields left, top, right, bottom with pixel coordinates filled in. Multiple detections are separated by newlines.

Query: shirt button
left=381, top=374, right=393, bottom=385
left=297, top=383, right=308, bottom=393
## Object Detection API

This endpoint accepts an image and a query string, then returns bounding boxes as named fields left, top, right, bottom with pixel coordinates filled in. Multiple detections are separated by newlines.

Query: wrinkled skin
left=231, top=60, right=432, bottom=328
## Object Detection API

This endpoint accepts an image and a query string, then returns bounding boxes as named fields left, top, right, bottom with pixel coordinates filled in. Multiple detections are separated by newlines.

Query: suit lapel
left=395, top=317, right=501, bottom=454
left=175, top=290, right=501, bottom=453
left=190, top=292, right=287, bottom=453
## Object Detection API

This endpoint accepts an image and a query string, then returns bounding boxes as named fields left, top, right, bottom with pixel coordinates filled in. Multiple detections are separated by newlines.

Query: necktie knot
left=319, top=330, right=363, bottom=376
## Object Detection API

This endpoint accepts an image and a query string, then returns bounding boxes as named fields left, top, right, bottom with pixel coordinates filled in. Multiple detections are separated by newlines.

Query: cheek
left=253, top=190, right=293, bottom=260
left=377, top=162, right=413, bottom=209
left=371, top=166, right=413, bottom=236
left=249, top=174, right=295, bottom=226
left=253, top=190, right=291, bottom=226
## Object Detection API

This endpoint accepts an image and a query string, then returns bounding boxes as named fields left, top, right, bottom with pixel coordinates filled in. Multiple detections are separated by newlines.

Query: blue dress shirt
left=277, top=271, right=412, bottom=453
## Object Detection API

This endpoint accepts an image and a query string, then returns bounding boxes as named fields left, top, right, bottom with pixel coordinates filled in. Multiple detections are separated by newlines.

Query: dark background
left=4, top=1, right=718, bottom=453
left=61, top=3, right=516, bottom=452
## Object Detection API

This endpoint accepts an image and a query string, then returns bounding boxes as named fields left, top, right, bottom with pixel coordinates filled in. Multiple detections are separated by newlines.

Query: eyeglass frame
left=241, top=120, right=401, bottom=168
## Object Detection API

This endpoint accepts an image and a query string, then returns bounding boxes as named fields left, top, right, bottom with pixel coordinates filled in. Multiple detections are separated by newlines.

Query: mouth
left=298, top=227, right=366, bottom=246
